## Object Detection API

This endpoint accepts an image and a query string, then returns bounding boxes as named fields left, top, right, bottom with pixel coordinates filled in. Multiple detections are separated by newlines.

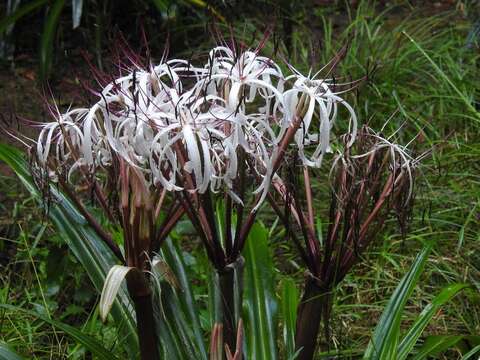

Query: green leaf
left=168, top=244, right=208, bottom=359
left=244, top=222, right=278, bottom=360
left=149, top=238, right=209, bottom=359
left=397, top=283, right=469, bottom=360
left=208, top=261, right=222, bottom=327
left=410, top=335, right=480, bottom=360
left=150, top=0, right=172, bottom=13
left=461, top=344, right=480, bottom=360
left=0, top=0, right=49, bottom=35
left=411, top=335, right=463, bottom=360
left=40, top=0, right=65, bottom=81
left=280, top=278, right=299, bottom=359
left=0, top=143, right=138, bottom=357
left=457, top=202, right=478, bottom=251
left=0, top=343, right=23, bottom=360
left=363, top=246, right=431, bottom=360
left=0, top=304, right=117, bottom=360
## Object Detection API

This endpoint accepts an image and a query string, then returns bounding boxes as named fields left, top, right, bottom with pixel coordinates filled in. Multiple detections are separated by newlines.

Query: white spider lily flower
left=147, top=101, right=268, bottom=202
left=329, top=125, right=416, bottom=207
left=202, top=47, right=285, bottom=112
left=36, top=108, right=87, bottom=172
left=34, top=46, right=361, bottom=214
left=352, top=131, right=415, bottom=202
left=283, top=68, right=358, bottom=168
left=75, top=59, right=191, bottom=171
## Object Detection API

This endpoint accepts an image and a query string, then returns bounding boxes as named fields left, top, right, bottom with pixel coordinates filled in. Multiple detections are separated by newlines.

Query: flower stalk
left=270, top=126, right=417, bottom=358
left=126, top=272, right=159, bottom=360
left=294, top=278, right=330, bottom=360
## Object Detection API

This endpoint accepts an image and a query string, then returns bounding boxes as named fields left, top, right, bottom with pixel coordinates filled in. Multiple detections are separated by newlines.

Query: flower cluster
left=35, top=46, right=358, bottom=208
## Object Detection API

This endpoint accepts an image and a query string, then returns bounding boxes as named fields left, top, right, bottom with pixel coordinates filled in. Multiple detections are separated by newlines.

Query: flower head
left=33, top=45, right=360, bottom=213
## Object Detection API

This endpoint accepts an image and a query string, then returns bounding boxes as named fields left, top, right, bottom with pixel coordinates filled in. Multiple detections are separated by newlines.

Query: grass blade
left=403, top=31, right=480, bottom=122
left=411, top=335, right=463, bottom=360
left=397, top=283, right=469, bottom=360
left=0, top=0, right=48, bottom=35
left=461, top=344, right=480, bottom=360
left=40, top=0, right=65, bottom=81
left=363, top=246, right=431, bottom=360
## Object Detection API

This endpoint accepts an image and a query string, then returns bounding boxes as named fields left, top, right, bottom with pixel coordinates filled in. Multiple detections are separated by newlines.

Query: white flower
left=282, top=66, right=358, bottom=168
left=34, top=46, right=360, bottom=212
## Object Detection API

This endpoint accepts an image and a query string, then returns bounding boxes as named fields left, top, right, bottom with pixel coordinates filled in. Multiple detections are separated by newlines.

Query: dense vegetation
left=0, top=1, right=479, bottom=359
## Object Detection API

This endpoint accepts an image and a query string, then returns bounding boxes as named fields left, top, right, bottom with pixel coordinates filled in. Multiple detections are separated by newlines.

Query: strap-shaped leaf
left=71, top=0, right=84, bottom=28
left=0, top=0, right=48, bottom=35
left=154, top=238, right=209, bottom=359
left=411, top=335, right=480, bottom=360
left=40, top=0, right=65, bottom=80
left=461, top=344, right=480, bottom=360
left=0, top=343, right=23, bottom=360
left=363, top=246, right=431, bottom=360
left=280, top=278, right=299, bottom=359
left=397, top=283, right=469, bottom=360
left=244, top=222, right=278, bottom=359
left=411, top=335, right=463, bottom=360
left=100, top=265, right=139, bottom=322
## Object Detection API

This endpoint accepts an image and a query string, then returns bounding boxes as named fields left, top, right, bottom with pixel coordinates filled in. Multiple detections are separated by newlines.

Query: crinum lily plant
left=28, top=42, right=416, bottom=359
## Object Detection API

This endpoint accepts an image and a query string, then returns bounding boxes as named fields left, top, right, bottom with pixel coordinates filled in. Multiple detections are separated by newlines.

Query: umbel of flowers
left=32, top=43, right=413, bottom=359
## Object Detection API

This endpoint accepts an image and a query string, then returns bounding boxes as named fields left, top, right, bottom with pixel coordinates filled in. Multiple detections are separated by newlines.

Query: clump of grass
left=0, top=174, right=126, bottom=358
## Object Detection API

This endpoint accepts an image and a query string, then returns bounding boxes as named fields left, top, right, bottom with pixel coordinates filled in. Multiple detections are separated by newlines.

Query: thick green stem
left=127, top=275, right=159, bottom=360
left=294, top=279, right=329, bottom=360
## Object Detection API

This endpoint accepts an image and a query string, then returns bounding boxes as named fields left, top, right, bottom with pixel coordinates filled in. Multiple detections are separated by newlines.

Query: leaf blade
left=411, top=335, right=463, bottom=360
left=0, top=0, right=49, bottom=35
left=99, top=265, right=135, bottom=322
left=0, top=343, right=23, bottom=360
left=397, top=283, right=469, bottom=360
left=40, top=0, right=65, bottom=80
left=280, top=278, right=299, bottom=359
left=403, top=31, right=480, bottom=122
left=363, top=246, right=431, bottom=360
left=157, top=239, right=209, bottom=359
left=244, top=222, right=278, bottom=360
